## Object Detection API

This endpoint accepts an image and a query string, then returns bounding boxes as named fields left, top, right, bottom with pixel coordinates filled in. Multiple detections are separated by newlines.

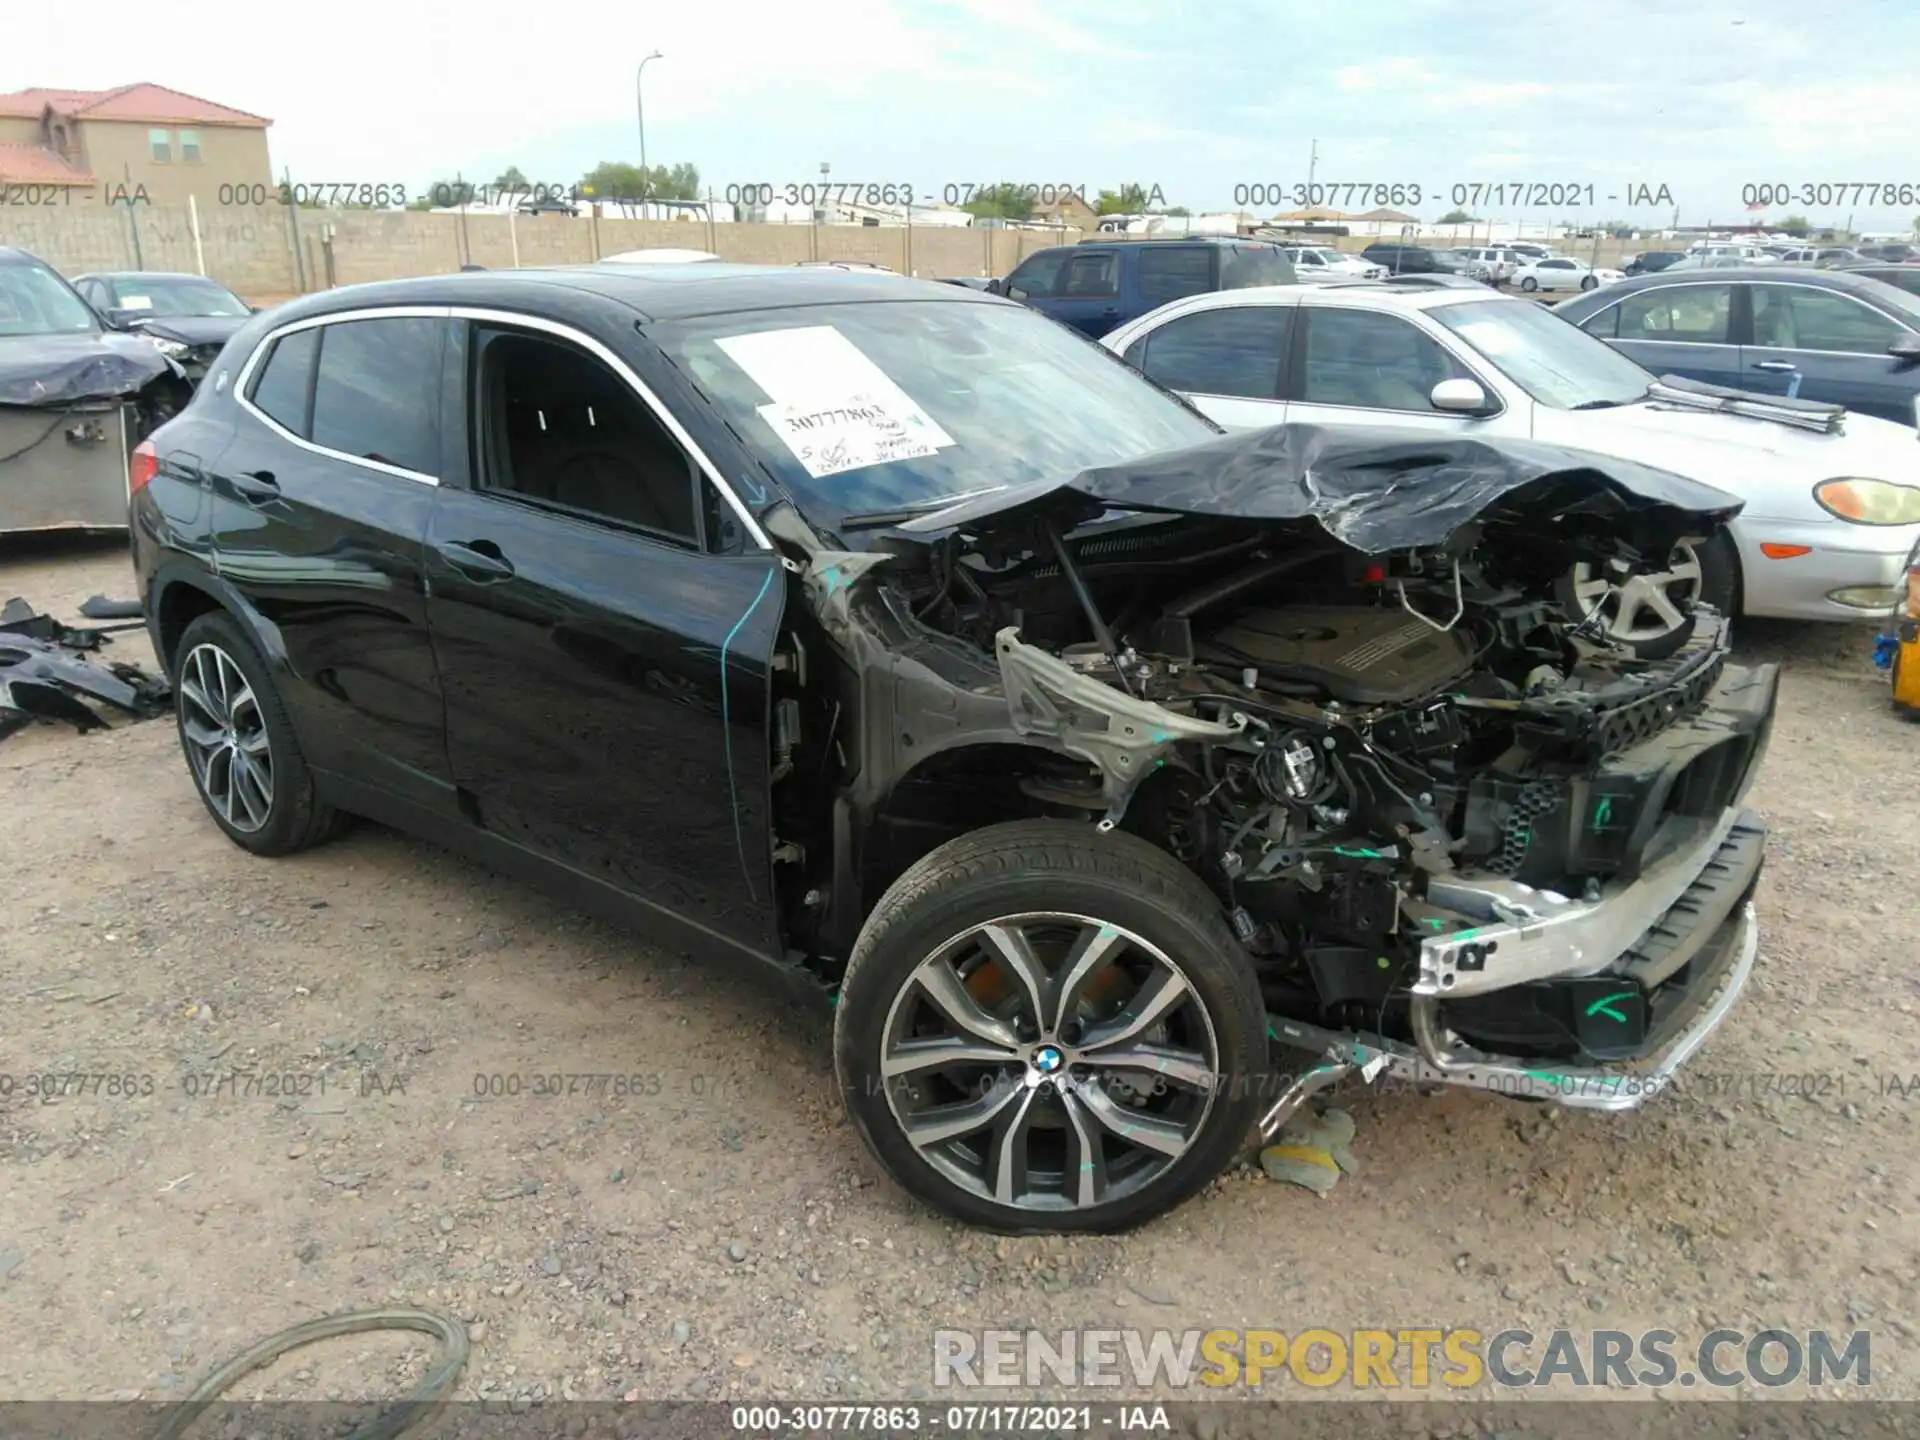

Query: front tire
left=833, top=819, right=1267, bottom=1234
left=1520, top=275, right=1538, bottom=292
left=174, top=611, right=346, bottom=856
left=1580, top=275, right=1599, bottom=291
left=1555, top=528, right=1739, bottom=659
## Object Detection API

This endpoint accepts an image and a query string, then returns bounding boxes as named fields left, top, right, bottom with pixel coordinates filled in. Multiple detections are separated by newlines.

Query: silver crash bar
left=1259, top=901, right=1758, bottom=1138
left=1414, top=806, right=1742, bottom=1000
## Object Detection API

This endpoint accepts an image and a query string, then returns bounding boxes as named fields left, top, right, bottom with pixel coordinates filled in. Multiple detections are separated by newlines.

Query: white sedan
left=1101, top=284, right=1920, bottom=653
left=1284, top=246, right=1388, bottom=281
left=1512, top=257, right=1623, bottom=293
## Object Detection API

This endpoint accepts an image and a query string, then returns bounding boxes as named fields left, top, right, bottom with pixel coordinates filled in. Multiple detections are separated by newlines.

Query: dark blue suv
left=991, top=237, right=1297, bottom=338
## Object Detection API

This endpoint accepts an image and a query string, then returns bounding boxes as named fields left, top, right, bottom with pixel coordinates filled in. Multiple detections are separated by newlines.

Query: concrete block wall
left=2, top=199, right=1639, bottom=303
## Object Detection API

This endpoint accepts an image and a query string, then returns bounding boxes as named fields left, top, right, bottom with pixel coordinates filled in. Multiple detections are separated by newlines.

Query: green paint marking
left=1419, top=917, right=1447, bottom=930
left=1515, top=826, right=1532, bottom=847
left=821, top=565, right=848, bottom=595
left=1149, top=729, right=1175, bottom=743
left=1375, top=956, right=1391, bottom=970
left=1592, top=796, right=1613, bottom=832
left=1584, top=990, right=1637, bottom=1024
left=1331, top=845, right=1387, bottom=859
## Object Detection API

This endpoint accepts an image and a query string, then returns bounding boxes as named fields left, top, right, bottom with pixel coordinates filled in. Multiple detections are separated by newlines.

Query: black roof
left=258, top=263, right=1004, bottom=327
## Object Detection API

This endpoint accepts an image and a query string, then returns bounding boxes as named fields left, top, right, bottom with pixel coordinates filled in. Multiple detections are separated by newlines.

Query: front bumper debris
left=1262, top=898, right=1756, bottom=1137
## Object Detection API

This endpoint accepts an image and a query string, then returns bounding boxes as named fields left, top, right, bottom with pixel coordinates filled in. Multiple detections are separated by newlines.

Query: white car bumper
left=1733, top=518, right=1920, bottom=620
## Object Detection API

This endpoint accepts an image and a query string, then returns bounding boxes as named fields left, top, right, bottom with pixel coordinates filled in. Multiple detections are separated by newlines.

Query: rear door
left=1119, top=303, right=1293, bottom=428
left=211, top=310, right=452, bottom=810
left=1134, top=245, right=1216, bottom=322
left=423, top=318, right=785, bottom=957
left=1742, top=281, right=1920, bottom=421
left=1578, top=281, right=1741, bottom=387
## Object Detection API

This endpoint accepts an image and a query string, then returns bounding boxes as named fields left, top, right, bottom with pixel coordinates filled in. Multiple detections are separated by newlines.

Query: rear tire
left=1580, top=275, right=1599, bottom=291
left=1520, top=276, right=1538, bottom=292
left=174, top=611, right=347, bottom=856
left=833, top=819, right=1267, bottom=1233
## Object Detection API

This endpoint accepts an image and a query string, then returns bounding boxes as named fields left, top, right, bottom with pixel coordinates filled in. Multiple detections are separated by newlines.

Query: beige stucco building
left=0, top=83, right=271, bottom=204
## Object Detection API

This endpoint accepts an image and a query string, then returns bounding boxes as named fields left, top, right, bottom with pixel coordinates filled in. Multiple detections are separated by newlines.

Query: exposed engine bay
left=767, top=431, right=1774, bottom=1078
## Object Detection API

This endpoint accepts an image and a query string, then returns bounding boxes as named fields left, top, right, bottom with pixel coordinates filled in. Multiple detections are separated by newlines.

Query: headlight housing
left=1812, top=478, right=1920, bottom=525
left=148, top=336, right=191, bottom=359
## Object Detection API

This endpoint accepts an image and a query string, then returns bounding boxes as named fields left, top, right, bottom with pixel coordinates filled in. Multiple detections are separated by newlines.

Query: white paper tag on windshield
left=120, top=295, right=154, bottom=309
left=717, top=325, right=953, bottom=478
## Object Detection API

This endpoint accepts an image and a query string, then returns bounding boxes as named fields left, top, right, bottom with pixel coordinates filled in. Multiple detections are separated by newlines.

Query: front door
left=1743, top=282, right=1920, bottom=422
left=422, top=320, right=785, bottom=957
left=1042, top=249, right=1125, bottom=337
left=208, top=312, right=452, bottom=810
left=1594, top=281, right=1741, bottom=388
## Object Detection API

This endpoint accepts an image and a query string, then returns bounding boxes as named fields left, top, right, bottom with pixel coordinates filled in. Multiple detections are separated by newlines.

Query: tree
left=578, top=161, right=700, bottom=202
left=1779, top=214, right=1811, bottom=237
left=1096, top=184, right=1151, bottom=215
left=493, top=166, right=529, bottom=190
left=416, top=178, right=478, bottom=209
left=1163, top=206, right=1191, bottom=217
left=960, top=183, right=1035, bottom=223
left=1911, top=214, right=1919, bottom=236
left=1438, top=208, right=1477, bottom=225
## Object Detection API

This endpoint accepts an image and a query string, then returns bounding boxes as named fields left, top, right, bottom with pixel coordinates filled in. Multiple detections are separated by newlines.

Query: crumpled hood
left=894, top=422, right=1744, bottom=554
left=133, top=315, right=247, bottom=349
left=0, top=331, right=174, bottom=407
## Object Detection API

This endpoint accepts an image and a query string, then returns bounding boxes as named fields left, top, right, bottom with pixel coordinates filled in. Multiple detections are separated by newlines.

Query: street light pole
left=636, top=50, right=664, bottom=208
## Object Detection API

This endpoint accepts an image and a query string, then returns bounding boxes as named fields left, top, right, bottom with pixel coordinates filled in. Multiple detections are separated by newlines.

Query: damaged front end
left=773, top=424, right=1773, bottom=1127
left=0, top=333, right=179, bottom=533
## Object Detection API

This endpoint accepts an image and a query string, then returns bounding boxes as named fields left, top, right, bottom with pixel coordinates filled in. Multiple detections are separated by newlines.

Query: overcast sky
left=9, top=0, right=1920, bottom=232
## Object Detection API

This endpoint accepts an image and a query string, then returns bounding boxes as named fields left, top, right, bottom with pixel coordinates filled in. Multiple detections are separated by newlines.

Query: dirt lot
left=2, top=536, right=1917, bottom=1418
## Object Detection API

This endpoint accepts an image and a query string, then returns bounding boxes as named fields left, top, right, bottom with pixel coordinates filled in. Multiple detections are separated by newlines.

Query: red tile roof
left=0, top=143, right=95, bottom=185
left=0, top=83, right=269, bottom=128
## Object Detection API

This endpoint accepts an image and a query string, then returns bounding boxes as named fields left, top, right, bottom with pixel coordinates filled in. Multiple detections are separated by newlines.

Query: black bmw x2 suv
left=132, top=264, right=1775, bottom=1232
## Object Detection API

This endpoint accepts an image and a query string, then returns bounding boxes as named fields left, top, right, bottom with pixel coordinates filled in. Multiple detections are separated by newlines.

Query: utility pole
left=1306, top=138, right=1318, bottom=206
left=636, top=50, right=664, bottom=209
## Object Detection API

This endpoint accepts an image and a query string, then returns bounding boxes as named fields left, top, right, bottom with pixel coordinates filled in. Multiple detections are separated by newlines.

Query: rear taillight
left=129, top=440, right=158, bottom=494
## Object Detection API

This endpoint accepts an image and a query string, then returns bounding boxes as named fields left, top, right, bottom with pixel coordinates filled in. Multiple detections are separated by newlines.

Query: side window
left=310, top=317, right=445, bottom=475
left=1057, top=252, right=1118, bottom=298
left=247, top=327, right=321, bottom=437
left=472, top=327, right=700, bottom=545
left=1005, top=251, right=1069, bottom=299
left=1137, top=247, right=1214, bottom=305
left=1578, top=303, right=1621, bottom=339
left=1299, top=308, right=1468, bottom=412
left=1615, top=285, right=1732, bottom=343
left=1752, top=286, right=1906, bottom=354
left=1137, top=307, right=1292, bottom=400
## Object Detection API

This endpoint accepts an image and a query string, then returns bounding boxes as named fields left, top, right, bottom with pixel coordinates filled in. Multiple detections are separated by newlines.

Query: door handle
left=1753, top=360, right=1799, bottom=373
left=231, top=469, right=279, bottom=501
left=435, top=539, right=516, bottom=581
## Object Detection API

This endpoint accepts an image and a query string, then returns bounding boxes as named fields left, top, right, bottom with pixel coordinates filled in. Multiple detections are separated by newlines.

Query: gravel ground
left=1, top=535, right=1916, bottom=1419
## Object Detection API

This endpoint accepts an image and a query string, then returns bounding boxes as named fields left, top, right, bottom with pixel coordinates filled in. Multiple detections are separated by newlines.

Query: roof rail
left=1646, top=375, right=1846, bottom=435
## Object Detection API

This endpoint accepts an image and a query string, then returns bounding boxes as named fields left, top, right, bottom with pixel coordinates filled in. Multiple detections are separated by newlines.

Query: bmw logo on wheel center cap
left=1032, top=1045, right=1065, bottom=1074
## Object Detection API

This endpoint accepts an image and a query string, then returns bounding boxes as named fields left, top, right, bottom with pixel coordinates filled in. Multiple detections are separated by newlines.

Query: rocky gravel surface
left=1, top=537, right=1915, bottom=1424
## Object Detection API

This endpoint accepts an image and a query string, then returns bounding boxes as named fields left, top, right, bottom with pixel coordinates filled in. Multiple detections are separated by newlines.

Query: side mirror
left=1889, top=334, right=1920, bottom=363
left=1006, top=286, right=1032, bottom=302
left=105, top=307, right=145, bottom=330
left=1431, top=378, right=1492, bottom=413
left=984, top=277, right=1006, bottom=296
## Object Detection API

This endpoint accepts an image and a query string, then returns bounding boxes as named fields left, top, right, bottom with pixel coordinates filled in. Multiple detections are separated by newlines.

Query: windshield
left=1432, top=298, right=1653, bottom=409
left=0, top=262, right=98, bottom=337
left=110, top=275, right=249, bottom=318
left=651, top=299, right=1219, bottom=528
